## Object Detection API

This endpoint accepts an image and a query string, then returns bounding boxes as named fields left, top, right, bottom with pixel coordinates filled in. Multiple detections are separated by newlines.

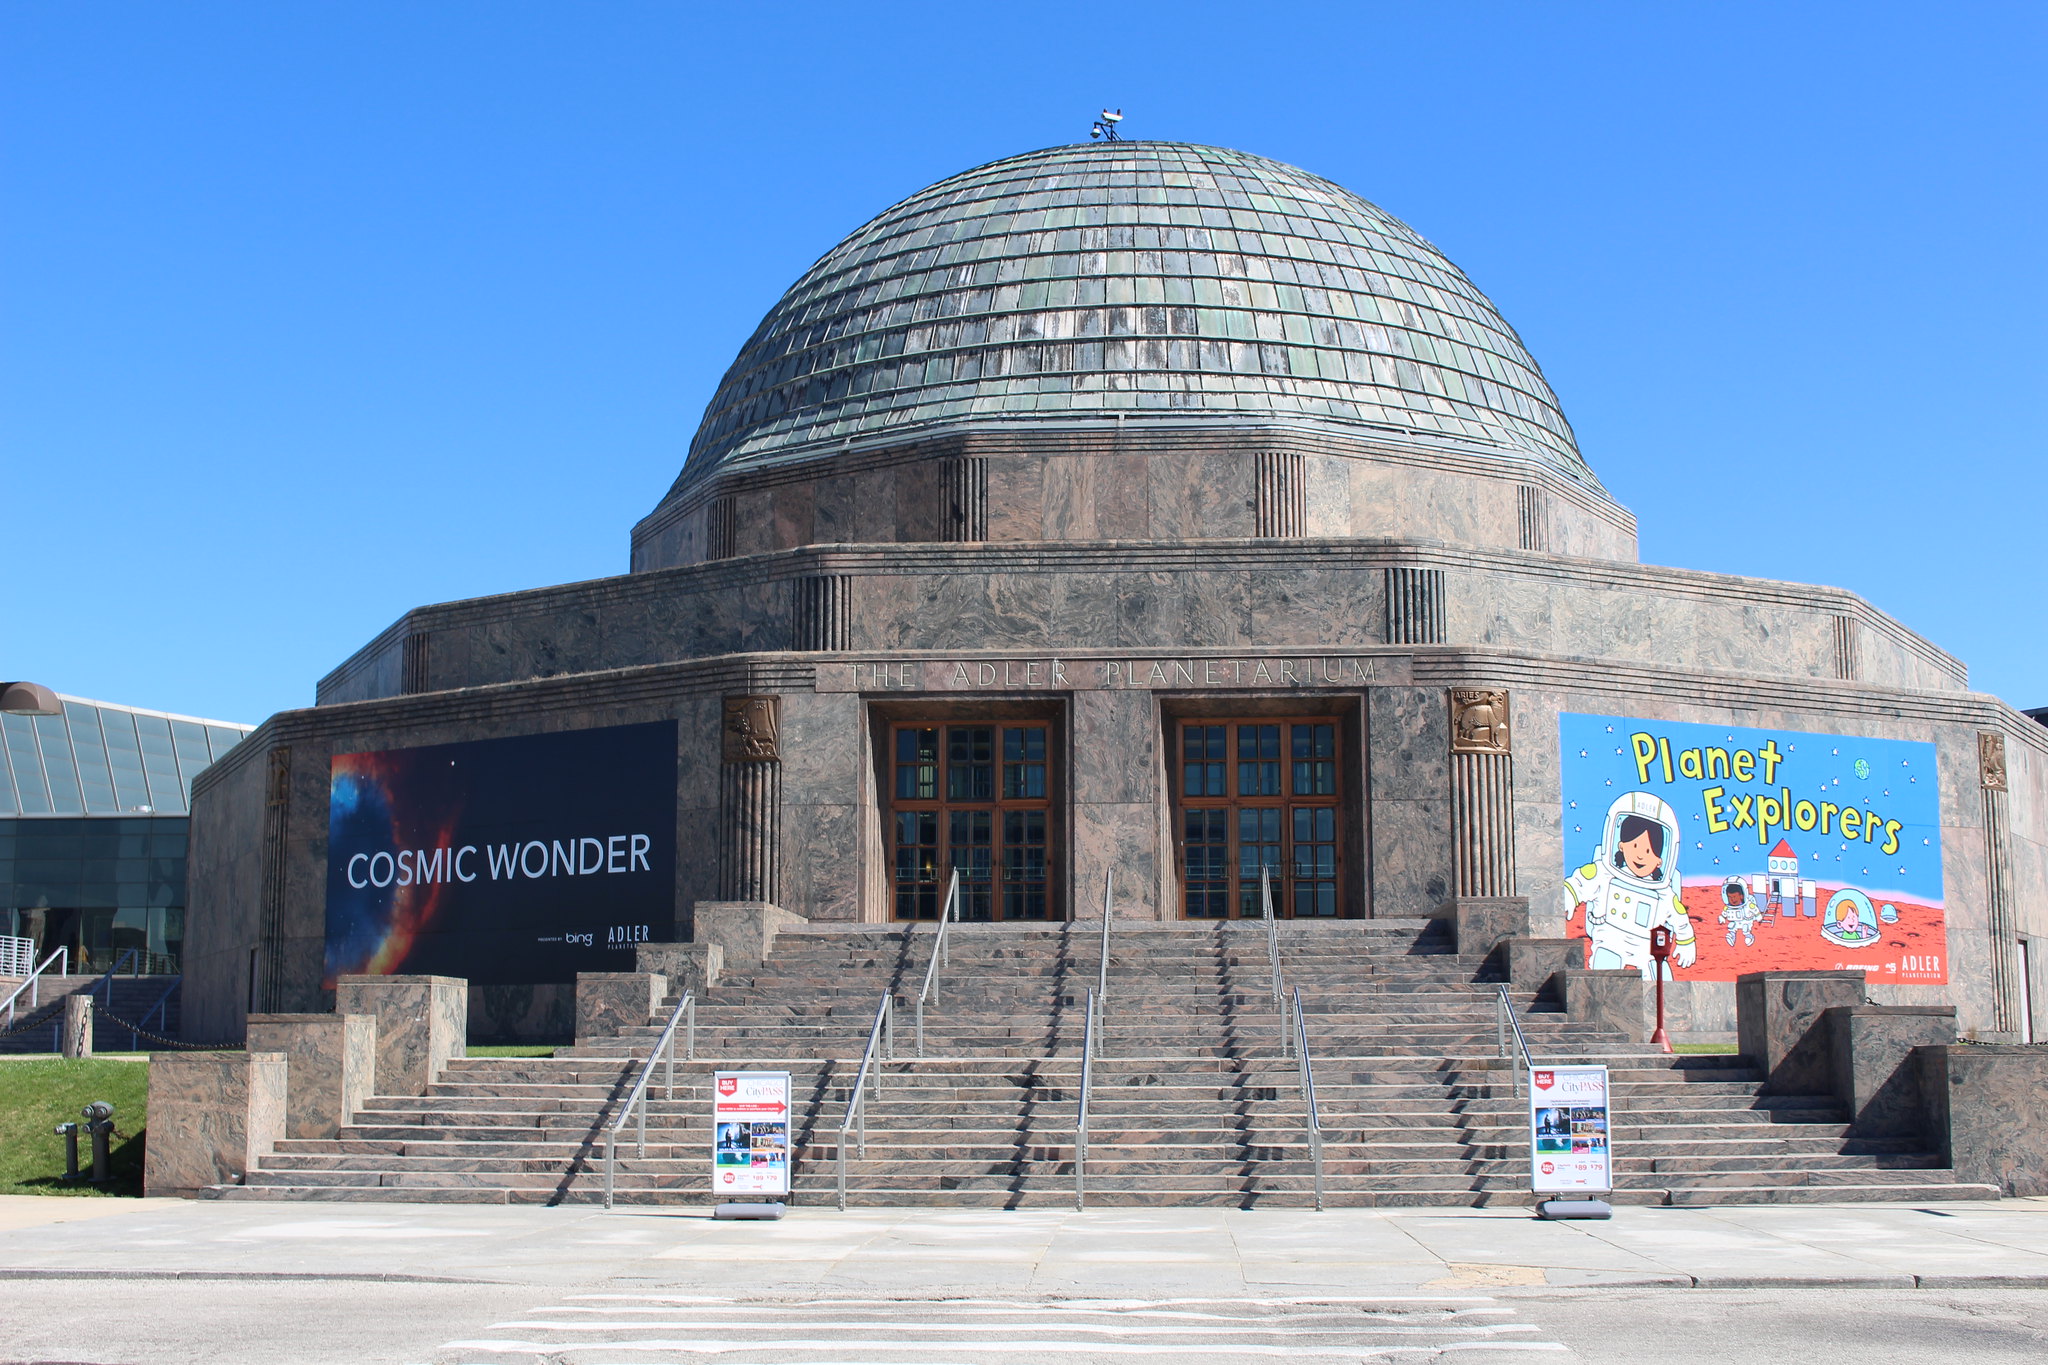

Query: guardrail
left=1494, top=984, right=1537, bottom=1097
left=913, top=870, right=961, bottom=1058
left=129, top=976, right=182, bottom=1051
left=1291, top=985, right=1325, bottom=1211
left=601, top=991, right=696, bottom=1210
left=836, top=992, right=895, bottom=1210
left=1093, top=868, right=1112, bottom=1059
left=1075, top=987, right=1098, bottom=1210
left=1259, top=868, right=1292, bottom=1058
left=1, top=946, right=70, bottom=1029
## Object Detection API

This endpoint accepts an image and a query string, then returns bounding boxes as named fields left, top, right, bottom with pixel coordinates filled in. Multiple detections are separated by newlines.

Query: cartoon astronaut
left=1718, top=875, right=1764, bottom=947
left=1565, top=791, right=1698, bottom=979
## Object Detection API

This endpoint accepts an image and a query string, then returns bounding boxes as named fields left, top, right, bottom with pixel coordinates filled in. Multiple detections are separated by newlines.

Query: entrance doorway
left=1172, top=718, right=1343, bottom=918
left=888, top=721, right=1054, bottom=921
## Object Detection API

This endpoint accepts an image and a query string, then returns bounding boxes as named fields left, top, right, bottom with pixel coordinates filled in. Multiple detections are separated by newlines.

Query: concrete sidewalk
left=3, top=1196, right=2047, bottom=1293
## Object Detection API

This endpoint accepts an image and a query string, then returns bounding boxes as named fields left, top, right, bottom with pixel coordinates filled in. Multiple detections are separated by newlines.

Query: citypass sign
left=1559, top=713, right=1947, bottom=984
left=1529, top=1065, right=1611, bottom=1194
left=713, top=1070, right=791, bottom=1198
left=323, top=721, right=678, bottom=987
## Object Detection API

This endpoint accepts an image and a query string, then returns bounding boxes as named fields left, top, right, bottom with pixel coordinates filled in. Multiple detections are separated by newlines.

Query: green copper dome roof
left=677, top=141, right=1585, bottom=487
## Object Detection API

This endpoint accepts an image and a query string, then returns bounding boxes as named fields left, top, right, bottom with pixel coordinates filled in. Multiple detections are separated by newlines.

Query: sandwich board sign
left=1528, top=1064, right=1611, bottom=1194
left=713, top=1070, right=791, bottom=1198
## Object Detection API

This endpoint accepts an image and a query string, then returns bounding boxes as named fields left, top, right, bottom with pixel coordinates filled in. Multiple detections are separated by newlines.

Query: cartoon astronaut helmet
left=1720, top=875, right=1748, bottom=909
left=1597, top=790, right=1681, bottom=890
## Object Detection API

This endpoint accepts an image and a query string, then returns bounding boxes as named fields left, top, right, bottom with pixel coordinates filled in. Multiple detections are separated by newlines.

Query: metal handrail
left=1075, top=987, right=1097, bottom=1210
left=1292, top=985, right=1325, bottom=1212
left=914, top=870, right=961, bottom=1057
left=836, top=992, right=895, bottom=1210
left=1494, top=984, right=1537, bottom=1097
left=1093, top=868, right=1112, bottom=1059
left=601, top=991, right=696, bottom=1210
left=98, top=948, right=142, bottom=1004
left=1, top=947, right=69, bottom=1027
left=132, top=976, right=182, bottom=1050
left=1260, top=867, right=1292, bottom=1058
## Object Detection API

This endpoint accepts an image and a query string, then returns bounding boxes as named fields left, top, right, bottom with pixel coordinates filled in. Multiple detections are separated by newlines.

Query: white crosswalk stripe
left=429, top=1293, right=1575, bottom=1363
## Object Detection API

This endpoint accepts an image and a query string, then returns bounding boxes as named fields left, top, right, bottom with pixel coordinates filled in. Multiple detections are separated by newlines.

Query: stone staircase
left=215, top=919, right=1996, bottom=1206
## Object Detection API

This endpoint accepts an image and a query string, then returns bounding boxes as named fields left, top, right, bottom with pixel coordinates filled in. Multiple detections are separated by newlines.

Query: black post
left=55, top=1122, right=80, bottom=1181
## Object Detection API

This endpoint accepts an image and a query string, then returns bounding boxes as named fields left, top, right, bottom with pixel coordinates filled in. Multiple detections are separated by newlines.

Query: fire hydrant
left=56, top=1101, right=116, bottom=1183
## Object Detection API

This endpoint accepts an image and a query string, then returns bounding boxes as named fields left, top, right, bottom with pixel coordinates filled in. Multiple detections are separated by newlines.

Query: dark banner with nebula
left=324, top=721, right=678, bottom=986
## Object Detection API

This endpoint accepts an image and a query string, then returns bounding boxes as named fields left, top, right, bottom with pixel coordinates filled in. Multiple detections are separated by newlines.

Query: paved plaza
left=3, top=1196, right=2047, bottom=1362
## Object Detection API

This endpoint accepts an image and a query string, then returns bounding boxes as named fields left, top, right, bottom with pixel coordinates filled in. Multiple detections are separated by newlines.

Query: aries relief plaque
left=723, top=696, right=781, bottom=763
left=1450, top=688, right=1511, bottom=755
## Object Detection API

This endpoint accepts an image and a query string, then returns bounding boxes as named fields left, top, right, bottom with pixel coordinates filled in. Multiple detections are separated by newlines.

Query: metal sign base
left=1536, top=1198, right=1613, bottom=1220
left=714, top=1202, right=787, bottom=1220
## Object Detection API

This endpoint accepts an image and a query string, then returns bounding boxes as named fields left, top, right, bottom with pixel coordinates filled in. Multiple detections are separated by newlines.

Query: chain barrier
left=0, top=998, right=65, bottom=1037
left=89, top=1000, right=237, bottom=1051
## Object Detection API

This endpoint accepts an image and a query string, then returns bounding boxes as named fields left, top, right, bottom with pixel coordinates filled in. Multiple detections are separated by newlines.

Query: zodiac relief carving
left=1980, top=731, right=2008, bottom=791
left=1450, top=688, right=1511, bottom=755
left=723, top=696, right=781, bottom=763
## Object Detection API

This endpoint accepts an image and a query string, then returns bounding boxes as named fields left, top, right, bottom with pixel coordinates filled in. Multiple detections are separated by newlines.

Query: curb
left=0, top=1268, right=501, bottom=1284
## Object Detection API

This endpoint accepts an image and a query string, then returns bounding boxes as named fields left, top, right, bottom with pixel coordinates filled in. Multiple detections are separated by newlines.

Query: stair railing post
left=685, top=995, right=695, bottom=1062
left=604, top=1132, right=615, bottom=1210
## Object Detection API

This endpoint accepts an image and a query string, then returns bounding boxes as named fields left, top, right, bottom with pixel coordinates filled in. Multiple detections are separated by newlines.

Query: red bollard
left=1648, top=924, right=1673, bottom=1053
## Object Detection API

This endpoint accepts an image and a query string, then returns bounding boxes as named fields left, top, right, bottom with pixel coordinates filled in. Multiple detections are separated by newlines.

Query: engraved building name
left=826, top=655, right=1406, bottom=693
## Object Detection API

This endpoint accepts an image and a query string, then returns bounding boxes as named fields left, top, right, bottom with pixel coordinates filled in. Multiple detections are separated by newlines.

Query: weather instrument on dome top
left=1090, top=109, right=1123, bottom=141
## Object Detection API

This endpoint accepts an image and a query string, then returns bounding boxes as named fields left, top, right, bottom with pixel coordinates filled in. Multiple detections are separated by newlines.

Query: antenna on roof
left=1090, top=109, right=1123, bottom=142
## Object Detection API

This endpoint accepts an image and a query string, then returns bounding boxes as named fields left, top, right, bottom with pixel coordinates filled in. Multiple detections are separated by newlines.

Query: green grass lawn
left=468, top=1044, right=558, bottom=1057
left=0, top=1058, right=151, bottom=1197
left=1673, top=1043, right=1739, bottom=1054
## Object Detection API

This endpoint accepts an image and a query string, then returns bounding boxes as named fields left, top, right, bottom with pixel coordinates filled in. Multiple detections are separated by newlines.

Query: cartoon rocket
left=1749, top=839, right=1818, bottom=918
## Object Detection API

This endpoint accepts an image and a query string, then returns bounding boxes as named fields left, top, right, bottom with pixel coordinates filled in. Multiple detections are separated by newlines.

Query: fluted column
left=1387, top=567, right=1446, bottom=645
left=257, top=745, right=291, bottom=1013
left=1254, top=451, right=1306, bottom=537
left=720, top=697, right=782, bottom=903
left=1449, top=689, right=1514, bottom=897
left=941, top=456, right=988, bottom=541
left=791, top=574, right=852, bottom=651
left=1981, top=731, right=2017, bottom=1033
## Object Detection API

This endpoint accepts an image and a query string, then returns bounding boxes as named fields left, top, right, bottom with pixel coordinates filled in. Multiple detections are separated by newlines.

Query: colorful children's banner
left=1558, top=713, right=1946, bottom=984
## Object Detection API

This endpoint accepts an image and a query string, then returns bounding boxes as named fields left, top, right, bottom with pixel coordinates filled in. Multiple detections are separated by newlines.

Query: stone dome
left=672, top=141, right=1587, bottom=493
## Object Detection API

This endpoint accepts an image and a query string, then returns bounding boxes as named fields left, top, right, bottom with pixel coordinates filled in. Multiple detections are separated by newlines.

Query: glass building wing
left=0, top=696, right=252, bottom=974
left=0, top=696, right=249, bottom=817
left=0, top=699, right=247, bottom=818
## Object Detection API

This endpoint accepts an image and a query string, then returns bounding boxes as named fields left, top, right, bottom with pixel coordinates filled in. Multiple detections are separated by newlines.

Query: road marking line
left=442, top=1341, right=1570, bottom=1357
left=486, top=1320, right=1543, bottom=1336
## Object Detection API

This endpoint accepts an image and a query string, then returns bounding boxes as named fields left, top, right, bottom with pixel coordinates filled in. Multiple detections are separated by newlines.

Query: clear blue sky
left=4, top=2, right=2042, bottom=724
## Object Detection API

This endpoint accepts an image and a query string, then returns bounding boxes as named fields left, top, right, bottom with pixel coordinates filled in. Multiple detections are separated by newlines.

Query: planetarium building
left=185, top=141, right=2047, bottom=1045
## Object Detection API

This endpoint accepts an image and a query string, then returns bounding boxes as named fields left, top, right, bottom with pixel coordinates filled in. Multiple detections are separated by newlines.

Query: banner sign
left=714, top=1070, right=792, bottom=1198
left=1530, top=1064, right=1611, bottom=1194
left=324, top=721, right=678, bottom=987
left=1559, top=713, right=1946, bottom=983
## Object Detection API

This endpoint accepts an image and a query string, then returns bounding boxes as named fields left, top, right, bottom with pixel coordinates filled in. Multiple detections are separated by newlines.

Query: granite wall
left=628, top=426, right=1638, bottom=573
left=316, top=542, right=1962, bottom=710
left=142, top=1051, right=286, bottom=1197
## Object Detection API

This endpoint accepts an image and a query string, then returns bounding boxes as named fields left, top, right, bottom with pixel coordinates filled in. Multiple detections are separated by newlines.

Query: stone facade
left=177, top=141, right=2048, bottom=1047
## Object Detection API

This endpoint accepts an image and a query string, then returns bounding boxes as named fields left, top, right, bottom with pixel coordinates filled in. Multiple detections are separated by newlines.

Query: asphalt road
left=5, top=1279, right=2047, bottom=1364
